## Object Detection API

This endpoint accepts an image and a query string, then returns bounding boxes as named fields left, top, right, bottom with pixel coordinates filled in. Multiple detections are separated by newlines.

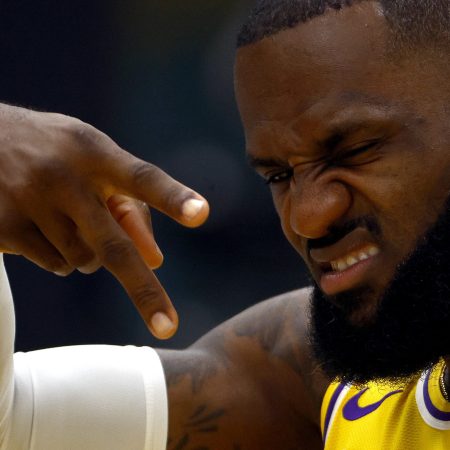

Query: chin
left=308, top=196, right=450, bottom=385
left=325, top=285, right=382, bottom=327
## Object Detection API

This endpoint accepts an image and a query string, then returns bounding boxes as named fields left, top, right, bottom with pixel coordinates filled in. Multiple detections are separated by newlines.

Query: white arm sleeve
left=0, top=255, right=168, bottom=450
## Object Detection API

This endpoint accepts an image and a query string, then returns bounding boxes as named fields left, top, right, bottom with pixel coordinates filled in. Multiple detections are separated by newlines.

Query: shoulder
left=196, top=287, right=330, bottom=423
left=159, top=288, right=329, bottom=449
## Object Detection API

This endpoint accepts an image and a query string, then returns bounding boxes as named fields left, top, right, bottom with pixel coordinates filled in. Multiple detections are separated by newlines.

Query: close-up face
left=235, top=2, right=450, bottom=325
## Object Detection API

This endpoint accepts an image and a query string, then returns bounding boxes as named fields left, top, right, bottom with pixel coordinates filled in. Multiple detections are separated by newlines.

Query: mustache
left=307, top=216, right=382, bottom=251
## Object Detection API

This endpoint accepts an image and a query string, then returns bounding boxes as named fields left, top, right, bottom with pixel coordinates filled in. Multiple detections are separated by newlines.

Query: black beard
left=309, top=197, right=450, bottom=387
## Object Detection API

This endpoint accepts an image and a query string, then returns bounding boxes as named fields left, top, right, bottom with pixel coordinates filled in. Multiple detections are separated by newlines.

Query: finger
left=0, top=224, right=72, bottom=276
left=32, top=211, right=101, bottom=274
left=107, top=195, right=164, bottom=270
left=76, top=199, right=178, bottom=339
left=98, top=151, right=210, bottom=228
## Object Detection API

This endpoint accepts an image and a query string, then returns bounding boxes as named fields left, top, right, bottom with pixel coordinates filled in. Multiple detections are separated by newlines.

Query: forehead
left=234, top=2, right=440, bottom=154
left=236, top=4, right=384, bottom=111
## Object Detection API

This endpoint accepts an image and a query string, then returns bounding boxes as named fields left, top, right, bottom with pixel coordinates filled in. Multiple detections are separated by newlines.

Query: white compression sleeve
left=0, top=255, right=168, bottom=450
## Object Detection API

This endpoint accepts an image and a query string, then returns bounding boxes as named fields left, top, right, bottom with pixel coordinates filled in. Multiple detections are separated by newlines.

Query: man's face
left=235, top=2, right=450, bottom=382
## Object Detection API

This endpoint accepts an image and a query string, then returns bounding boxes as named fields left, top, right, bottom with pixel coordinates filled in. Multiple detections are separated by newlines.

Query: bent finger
left=32, top=211, right=100, bottom=274
left=1, top=225, right=72, bottom=275
left=99, top=150, right=210, bottom=228
left=77, top=200, right=178, bottom=339
left=107, top=195, right=163, bottom=270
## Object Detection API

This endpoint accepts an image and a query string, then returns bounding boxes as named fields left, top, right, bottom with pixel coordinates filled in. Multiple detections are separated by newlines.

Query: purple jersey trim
left=323, top=383, right=346, bottom=441
left=423, top=368, right=450, bottom=422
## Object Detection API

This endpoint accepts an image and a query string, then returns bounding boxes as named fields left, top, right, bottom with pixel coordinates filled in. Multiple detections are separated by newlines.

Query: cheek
left=357, top=157, right=447, bottom=256
left=388, top=140, right=450, bottom=226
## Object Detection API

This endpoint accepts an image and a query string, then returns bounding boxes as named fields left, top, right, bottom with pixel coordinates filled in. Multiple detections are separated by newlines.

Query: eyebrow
left=246, top=120, right=382, bottom=170
left=247, top=95, right=408, bottom=170
left=320, top=110, right=406, bottom=151
left=247, top=155, right=288, bottom=170
left=319, top=121, right=376, bottom=150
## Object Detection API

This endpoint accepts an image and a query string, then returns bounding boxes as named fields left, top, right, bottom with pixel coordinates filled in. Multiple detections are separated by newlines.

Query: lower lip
left=320, top=255, right=379, bottom=295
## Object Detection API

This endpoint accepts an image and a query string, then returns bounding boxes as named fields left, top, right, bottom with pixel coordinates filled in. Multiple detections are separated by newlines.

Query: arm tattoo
left=160, top=342, right=238, bottom=448
left=161, top=336, right=229, bottom=394
left=168, top=405, right=228, bottom=450
left=164, top=357, right=219, bottom=394
left=232, top=296, right=306, bottom=375
left=162, top=294, right=313, bottom=450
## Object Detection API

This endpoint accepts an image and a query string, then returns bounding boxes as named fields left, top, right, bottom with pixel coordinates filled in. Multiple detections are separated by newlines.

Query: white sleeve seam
left=140, top=347, right=168, bottom=450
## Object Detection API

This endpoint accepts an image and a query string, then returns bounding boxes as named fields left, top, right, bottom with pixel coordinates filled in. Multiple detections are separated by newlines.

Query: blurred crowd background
left=0, top=0, right=309, bottom=352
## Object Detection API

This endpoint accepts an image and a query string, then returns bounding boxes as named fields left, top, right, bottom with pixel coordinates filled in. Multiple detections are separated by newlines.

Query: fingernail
left=182, top=198, right=204, bottom=220
left=151, top=312, right=175, bottom=338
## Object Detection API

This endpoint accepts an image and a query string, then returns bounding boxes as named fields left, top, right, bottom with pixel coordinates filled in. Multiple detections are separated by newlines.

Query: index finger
left=77, top=200, right=178, bottom=339
left=99, top=148, right=210, bottom=228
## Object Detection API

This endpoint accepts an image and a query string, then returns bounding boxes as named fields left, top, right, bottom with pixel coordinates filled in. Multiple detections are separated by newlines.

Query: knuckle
left=61, top=232, right=81, bottom=252
left=99, top=237, right=134, bottom=266
left=132, top=284, right=161, bottom=309
left=66, top=119, right=102, bottom=148
left=60, top=235, right=95, bottom=267
left=68, top=249, right=96, bottom=269
left=131, top=162, right=160, bottom=189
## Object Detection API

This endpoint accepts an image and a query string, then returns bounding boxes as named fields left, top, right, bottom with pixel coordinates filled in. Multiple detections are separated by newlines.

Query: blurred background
left=0, top=0, right=309, bottom=352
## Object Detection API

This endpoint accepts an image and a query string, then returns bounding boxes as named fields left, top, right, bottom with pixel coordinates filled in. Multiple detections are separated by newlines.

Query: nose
left=288, top=172, right=352, bottom=239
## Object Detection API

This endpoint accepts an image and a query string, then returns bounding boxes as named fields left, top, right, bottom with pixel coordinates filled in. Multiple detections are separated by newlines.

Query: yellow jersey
left=321, top=361, right=450, bottom=449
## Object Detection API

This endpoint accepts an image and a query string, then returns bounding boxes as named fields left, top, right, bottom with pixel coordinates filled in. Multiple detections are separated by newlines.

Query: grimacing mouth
left=311, top=244, right=381, bottom=275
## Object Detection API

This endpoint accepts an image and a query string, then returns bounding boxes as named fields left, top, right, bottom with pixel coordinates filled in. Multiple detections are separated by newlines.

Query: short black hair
left=237, top=0, right=450, bottom=51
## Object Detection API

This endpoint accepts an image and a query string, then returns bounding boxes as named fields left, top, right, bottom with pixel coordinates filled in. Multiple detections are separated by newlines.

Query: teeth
left=358, top=252, right=369, bottom=261
left=346, top=256, right=358, bottom=266
left=329, top=245, right=380, bottom=273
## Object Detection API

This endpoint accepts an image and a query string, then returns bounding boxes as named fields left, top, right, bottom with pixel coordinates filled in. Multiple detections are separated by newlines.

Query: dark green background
left=0, top=1, right=309, bottom=351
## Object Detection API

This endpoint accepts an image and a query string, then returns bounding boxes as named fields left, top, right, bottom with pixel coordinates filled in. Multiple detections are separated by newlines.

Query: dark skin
left=159, top=289, right=327, bottom=449
left=161, top=3, right=450, bottom=448
left=2, top=2, right=450, bottom=449
left=0, top=103, right=209, bottom=339
left=237, top=3, right=450, bottom=319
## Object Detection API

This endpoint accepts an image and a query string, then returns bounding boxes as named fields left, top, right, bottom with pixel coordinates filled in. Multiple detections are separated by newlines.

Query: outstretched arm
left=0, top=260, right=326, bottom=449
left=0, top=104, right=328, bottom=449
left=0, top=103, right=209, bottom=449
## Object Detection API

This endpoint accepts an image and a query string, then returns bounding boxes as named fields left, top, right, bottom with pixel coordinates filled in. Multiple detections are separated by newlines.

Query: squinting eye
left=339, top=141, right=379, bottom=162
left=265, top=169, right=293, bottom=185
